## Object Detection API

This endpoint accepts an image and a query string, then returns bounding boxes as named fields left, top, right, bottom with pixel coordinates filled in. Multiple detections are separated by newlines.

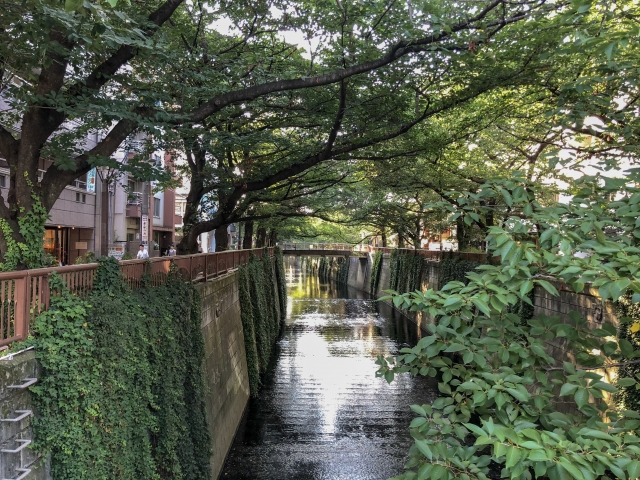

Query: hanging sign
left=141, top=215, right=149, bottom=243
left=87, top=168, right=96, bottom=192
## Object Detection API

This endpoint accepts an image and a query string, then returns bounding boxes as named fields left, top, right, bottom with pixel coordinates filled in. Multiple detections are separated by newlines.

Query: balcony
left=126, top=204, right=141, bottom=218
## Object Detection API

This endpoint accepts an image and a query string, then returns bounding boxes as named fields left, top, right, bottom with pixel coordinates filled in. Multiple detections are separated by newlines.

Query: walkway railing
left=0, top=248, right=274, bottom=348
left=278, top=242, right=487, bottom=262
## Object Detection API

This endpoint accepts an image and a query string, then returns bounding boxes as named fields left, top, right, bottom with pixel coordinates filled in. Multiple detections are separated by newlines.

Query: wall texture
left=196, top=272, right=250, bottom=480
left=0, top=348, right=49, bottom=480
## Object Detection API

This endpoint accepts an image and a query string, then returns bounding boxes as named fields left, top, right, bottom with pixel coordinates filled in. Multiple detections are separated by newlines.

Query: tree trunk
left=456, top=216, right=470, bottom=251
left=242, top=221, right=254, bottom=249
left=215, top=225, right=229, bottom=251
left=397, top=231, right=405, bottom=248
left=255, top=227, right=267, bottom=248
left=268, top=229, right=278, bottom=247
left=381, top=230, right=387, bottom=247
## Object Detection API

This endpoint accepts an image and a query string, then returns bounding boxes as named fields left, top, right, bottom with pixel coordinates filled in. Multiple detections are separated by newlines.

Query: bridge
left=278, top=242, right=488, bottom=261
left=278, top=242, right=368, bottom=257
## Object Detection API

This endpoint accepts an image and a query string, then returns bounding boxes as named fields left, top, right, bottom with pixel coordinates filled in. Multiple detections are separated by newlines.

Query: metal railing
left=278, top=242, right=488, bottom=262
left=0, top=248, right=274, bottom=348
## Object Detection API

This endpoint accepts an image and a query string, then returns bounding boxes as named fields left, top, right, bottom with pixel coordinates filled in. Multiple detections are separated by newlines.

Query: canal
left=220, top=262, right=438, bottom=480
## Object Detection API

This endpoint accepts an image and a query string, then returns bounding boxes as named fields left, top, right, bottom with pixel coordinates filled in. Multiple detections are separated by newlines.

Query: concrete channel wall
left=0, top=271, right=252, bottom=480
left=196, top=271, right=250, bottom=480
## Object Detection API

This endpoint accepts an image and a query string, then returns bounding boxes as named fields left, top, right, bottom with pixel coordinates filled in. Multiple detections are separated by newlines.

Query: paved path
left=220, top=270, right=438, bottom=480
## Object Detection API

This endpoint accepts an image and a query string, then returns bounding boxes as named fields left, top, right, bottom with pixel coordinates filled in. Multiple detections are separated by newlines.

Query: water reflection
left=220, top=258, right=438, bottom=480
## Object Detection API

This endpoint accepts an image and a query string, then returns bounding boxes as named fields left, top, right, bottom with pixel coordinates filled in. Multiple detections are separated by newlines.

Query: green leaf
left=574, top=388, right=589, bottom=408
left=591, top=381, right=617, bottom=393
left=505, top=446, right=521, bottom=469
left=536, top=279, right=559, bottom=296
left=558, top=456, right=585, bottom=480
left=444, top=343, right=466, bottom=353
left=415, top=440, right=433, bottom=460
left=559, top=383, right=578, bottom=396
left=627, top=460, right=640, bottom=479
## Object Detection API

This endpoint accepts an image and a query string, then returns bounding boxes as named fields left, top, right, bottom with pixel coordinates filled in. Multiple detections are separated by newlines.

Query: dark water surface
left=219, top=263, right=438, bottom=480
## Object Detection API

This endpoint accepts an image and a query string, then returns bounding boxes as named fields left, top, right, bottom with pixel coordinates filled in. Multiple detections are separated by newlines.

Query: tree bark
left=381, top=230, right=387, bottom=247
left=215, top=225, right=229, bottom=251
left=242, top=221, right=254, bottom=249
left=268, top=229, right=278, bottom=247
left=456, top=216, right=470, bottom=251
left=255, top=227, right=267, bottom=248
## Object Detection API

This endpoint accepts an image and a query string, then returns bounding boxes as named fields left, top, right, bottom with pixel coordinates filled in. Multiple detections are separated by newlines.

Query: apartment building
left=108, top=150, right=177, bottom=258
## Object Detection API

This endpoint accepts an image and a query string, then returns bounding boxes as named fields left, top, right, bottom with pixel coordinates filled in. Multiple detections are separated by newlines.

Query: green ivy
left=237, top=251, right=286, bottom=397
left=437, top=257, right=483, bottom=290
left=0, top=174, right=50, bottom=271
left=616, top=293, right=640, bottom=410
left=28, top=258, right=211, bottom=480
left=389, top=250, right=424, bottom=294
left=370, top=250, right=383, bottom=294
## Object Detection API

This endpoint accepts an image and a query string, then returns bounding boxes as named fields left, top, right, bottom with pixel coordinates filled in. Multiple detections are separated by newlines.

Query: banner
left=87, top=168, right=96, bottom=192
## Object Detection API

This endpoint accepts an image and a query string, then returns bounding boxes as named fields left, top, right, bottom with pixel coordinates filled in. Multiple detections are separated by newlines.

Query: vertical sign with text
left=141, top=214, right=149, bottom=244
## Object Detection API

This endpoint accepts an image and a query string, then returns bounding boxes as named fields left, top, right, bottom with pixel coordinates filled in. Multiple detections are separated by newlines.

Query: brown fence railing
left=279, top=243, right=488, bottom=263
left=0, top=248, right=274, bottom=348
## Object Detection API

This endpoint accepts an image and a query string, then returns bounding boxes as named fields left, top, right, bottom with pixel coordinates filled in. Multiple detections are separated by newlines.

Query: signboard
left=87, top=168, right=96, bottom=192
left=141, top=214, right=149, bottom=244
left=75, top=242, right=88, bottom=250
left=108, top=246, right=124, bottom=260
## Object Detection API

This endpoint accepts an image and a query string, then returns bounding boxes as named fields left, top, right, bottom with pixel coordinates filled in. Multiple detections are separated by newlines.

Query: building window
left=75, top=192, right=86, bottom=203
left=0, top=175, right=6, bottom=188
left=153, top=197, right=161, bottom=218
left=175, top=203, right=182, bottom=216
left=153, top=154, right=162, bottom=167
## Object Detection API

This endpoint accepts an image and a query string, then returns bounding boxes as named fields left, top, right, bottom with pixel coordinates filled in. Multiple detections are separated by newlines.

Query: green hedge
left=30, top=257, right=211, bottom=480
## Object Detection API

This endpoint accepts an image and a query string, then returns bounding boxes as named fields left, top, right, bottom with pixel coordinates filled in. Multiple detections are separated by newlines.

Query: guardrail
left=278, top=243, right=487, bottom=262
left=0, top=248, right=274, bottom=348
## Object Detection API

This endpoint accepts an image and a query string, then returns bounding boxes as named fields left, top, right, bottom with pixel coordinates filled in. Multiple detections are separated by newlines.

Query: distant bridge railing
left=278, top=242, right=487, bottom=262
left=0, top=248, right=274, bottom=348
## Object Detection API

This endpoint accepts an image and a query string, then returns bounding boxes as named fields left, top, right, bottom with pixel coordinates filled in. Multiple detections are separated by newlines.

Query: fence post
left=13, top=276, right=29, bottom=342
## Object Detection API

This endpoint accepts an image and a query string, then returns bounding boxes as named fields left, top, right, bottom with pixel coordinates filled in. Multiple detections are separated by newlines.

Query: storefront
left=44, top=227, right=69, bottom=266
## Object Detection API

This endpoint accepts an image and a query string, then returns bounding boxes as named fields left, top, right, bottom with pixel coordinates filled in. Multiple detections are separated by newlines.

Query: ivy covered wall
left=28, top=257, right=211, bottom=480
left=389, top=250, right=424, bottom=294
left=237, top=248, right=287, bottom=397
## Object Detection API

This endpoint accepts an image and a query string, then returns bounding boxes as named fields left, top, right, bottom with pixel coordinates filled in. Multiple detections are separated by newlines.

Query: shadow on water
left=220, top=262, right=439, bottom=480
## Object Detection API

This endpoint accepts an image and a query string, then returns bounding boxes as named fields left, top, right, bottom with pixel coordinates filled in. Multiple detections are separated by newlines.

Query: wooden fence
left=0, top=248, right=274, bottom=348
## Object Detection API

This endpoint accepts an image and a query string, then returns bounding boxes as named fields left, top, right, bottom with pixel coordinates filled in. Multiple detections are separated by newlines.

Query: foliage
left=0, top=178, right=49, bottom=271
left=378, top=171, right=640, bottom=480
left=438, top=258, right=484, bottom=290
left=237, top=252, right=286, bottom=396
left=73, top=251, right=97, bottom=264
left=370, top=251, right=384, bottom=295
left=274, top=247, right=288, bottom=321
left=389, top=250, right=424, bottom=294
left=29, top=258, right=211, bottom=480
left=616, top=294, right=640, bottom=411
left=121, top=251, right=134, bottom=260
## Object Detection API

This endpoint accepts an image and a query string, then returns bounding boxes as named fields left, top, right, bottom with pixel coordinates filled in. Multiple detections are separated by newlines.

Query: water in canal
left=220, top=261, right=438, bottom=480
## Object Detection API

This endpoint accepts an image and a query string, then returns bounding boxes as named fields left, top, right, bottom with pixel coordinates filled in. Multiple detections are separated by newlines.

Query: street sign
left=141, top=214, right=148, bottom=243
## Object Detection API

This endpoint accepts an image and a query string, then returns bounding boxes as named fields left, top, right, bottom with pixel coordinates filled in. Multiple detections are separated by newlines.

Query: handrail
left=0, top=247, right=274, bottom=348
left=278, top=242, right=488, bottom=262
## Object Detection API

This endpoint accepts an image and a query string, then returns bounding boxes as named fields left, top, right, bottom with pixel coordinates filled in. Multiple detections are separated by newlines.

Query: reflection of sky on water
left=221, top=258, right=438, bottom=480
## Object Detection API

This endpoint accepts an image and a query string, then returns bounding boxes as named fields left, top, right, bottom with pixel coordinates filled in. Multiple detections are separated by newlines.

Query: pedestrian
left=137, top=244, right=149, bottom=259
left=168, top=244, right=177, bottom=256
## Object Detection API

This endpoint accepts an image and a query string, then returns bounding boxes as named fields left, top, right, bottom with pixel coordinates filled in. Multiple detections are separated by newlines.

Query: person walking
left=137, top=244, right=149, bottom=259
left=168, top=244, right=177, bottom=256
